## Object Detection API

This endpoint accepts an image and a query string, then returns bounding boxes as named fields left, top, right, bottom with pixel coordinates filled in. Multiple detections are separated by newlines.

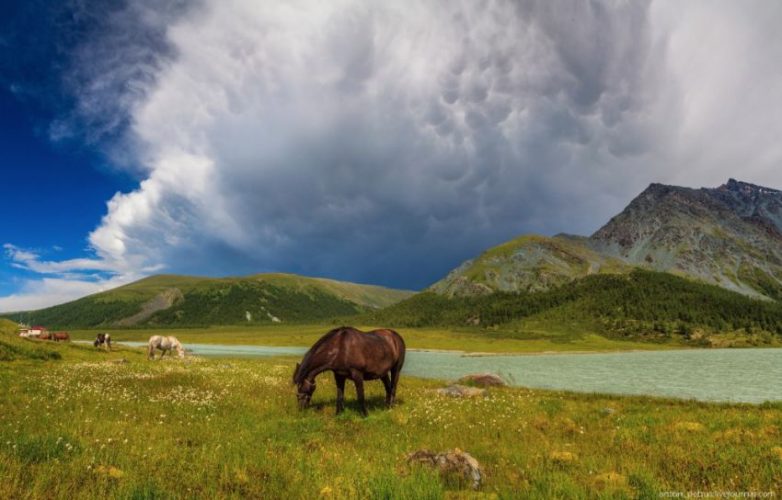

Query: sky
left=1, top=0, right=782, bottom=312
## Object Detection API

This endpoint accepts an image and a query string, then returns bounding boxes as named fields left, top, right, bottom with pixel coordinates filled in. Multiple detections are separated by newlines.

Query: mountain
left=5, top=274, right=415, bottom=329
left=591, top=179, right=782, bottom=299
left=431, top=179, right=782, bottom=300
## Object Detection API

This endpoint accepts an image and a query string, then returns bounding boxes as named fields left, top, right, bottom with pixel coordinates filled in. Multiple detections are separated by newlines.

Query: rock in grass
left=601, top=407, right=616, bottom=416
left=436, top=385, right=488, bottom=398
left=457, top=373, right=506, bottom=387
left=407, top=448, right=483, bottom=490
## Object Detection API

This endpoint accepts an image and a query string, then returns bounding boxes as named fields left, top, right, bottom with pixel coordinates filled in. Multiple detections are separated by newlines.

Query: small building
left=19, top=325, right=47, bottom=338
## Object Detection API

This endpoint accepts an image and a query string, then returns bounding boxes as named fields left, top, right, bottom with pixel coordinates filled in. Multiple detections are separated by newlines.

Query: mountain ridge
left=432, top=179, right=782, bottom=299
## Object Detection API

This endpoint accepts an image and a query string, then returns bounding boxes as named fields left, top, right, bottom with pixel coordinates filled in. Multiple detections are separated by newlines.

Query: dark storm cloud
left=82, top=0, right=669, bottom=289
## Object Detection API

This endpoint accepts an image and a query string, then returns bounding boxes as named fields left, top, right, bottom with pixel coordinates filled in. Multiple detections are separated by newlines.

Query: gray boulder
left=457, top=373, right=506, bottom=387
left=407, top=448, right=483, bottom=489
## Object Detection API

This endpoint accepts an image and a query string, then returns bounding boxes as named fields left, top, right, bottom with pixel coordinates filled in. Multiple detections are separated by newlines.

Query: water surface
left=118, top=341, right=782, bottom=404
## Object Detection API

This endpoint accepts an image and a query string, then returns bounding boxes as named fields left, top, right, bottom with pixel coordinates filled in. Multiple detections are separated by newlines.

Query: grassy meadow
left=68, top=323, right=685, bottom=354
left=1, top=336, right=781, bottom=499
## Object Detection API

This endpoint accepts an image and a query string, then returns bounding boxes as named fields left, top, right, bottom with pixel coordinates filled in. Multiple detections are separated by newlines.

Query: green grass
left=1, top=352, right=780, bottom=499
left=0, top=319, right=62, bottom=361
left=67, top=323, right=683, bottom=354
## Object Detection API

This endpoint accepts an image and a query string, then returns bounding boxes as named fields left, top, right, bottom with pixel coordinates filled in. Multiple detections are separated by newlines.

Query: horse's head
left=293, top=363, right=315, bottom=409
left=296, top=378, right=316, bottom=409
left=169, top=337, right=185, bottom=358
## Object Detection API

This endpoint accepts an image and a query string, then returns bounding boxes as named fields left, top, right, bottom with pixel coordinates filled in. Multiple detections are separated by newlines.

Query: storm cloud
left=4, top=0, right=782, bottom=309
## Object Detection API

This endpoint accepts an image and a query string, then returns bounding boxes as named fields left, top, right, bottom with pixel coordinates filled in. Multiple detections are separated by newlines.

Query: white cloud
left=4, top=243, right=121, bottom=274
left=0, top=244, right=150, bottom=313
left=651, top=1, right=782, bottom=188
left=0, top=275, right=135, bottom=313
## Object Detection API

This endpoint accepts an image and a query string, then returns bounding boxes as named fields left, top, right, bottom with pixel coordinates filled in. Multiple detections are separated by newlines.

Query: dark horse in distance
left=293, top=326, right=405, bottom=417
left=94, top=333, right=111, bottom=351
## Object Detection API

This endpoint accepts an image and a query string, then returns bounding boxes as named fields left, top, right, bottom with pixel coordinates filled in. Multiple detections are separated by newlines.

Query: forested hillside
left=366, top=270, right=782, bottom=339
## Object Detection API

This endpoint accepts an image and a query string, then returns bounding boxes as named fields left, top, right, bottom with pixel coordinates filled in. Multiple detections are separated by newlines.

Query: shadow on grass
left=309, top=395, right=406, bottom=416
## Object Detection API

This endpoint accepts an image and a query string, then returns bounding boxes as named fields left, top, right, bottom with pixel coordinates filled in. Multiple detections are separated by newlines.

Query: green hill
left=0, top=319, right=61, bottom=361
left=4, top=274, right=414, bottom=329
left=366, top=270, right=782, bottom=343
left=430, top=234, right=630, bottom=296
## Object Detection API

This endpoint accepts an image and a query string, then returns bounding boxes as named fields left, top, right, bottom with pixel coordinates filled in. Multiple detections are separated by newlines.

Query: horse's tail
left=392, top=329, right=406, bottom=368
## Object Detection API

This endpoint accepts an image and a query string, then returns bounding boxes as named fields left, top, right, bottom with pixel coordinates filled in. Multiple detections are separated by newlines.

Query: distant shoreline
left=77, top=340, right=778, bottom=358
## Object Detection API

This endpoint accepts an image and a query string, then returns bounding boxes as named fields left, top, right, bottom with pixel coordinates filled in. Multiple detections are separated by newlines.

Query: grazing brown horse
left=38, top=332, right=52, bottom=340
left=293, top=326, right=405, bottom=417
left=52, top=332, right=70, bottom=342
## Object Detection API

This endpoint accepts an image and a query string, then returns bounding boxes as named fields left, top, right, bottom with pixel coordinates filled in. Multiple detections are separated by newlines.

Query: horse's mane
left=294, top=326, right=353, bottom=383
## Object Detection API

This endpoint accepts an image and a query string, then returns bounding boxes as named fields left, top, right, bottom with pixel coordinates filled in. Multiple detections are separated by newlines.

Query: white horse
left=148, top=335, right=185, bottom=360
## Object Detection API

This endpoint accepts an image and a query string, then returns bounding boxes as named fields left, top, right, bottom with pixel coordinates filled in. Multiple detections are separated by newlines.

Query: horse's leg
left=334, top=373, right=346, bottom=415
left=381, top=374, right=393, bottom=407
left=389, top=363, right=402, bottom=406
left=350, top=370, right=368, bottom=417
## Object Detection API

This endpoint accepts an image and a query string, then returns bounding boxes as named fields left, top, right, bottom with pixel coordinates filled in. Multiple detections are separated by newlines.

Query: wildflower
left=549, top=451, right=577, bottom=464
left=673, top=421, right=705, bottom=432
left=593, top=471, right=627, bottom=490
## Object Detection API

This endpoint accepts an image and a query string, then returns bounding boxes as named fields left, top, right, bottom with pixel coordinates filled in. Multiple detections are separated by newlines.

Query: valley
left=3, top=180, right=782, bottom=498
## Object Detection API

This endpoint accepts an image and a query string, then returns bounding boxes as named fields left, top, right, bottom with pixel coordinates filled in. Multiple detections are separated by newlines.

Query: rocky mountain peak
left=430, top=178, right=782, bottom=301
left=719, top=178, right=781, bottom=196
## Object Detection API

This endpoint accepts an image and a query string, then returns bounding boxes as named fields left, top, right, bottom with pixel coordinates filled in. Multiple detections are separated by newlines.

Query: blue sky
left=0, top=88, right=131, bottom=295
left=2, top=1, right=782, bottom=312
left=0, top=1, right=140, bottom=308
